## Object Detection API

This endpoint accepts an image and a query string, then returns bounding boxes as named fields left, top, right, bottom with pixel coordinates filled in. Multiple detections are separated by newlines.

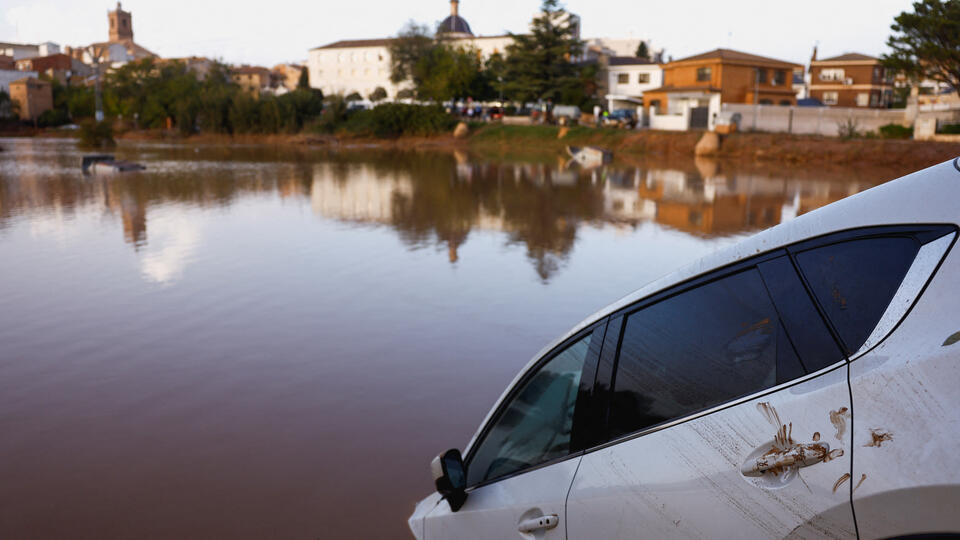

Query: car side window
left=608, top=268, right=800, bottom=440
left=794, top=236, right=920, bottom=354
left=466, top=333, right=593, bottom=487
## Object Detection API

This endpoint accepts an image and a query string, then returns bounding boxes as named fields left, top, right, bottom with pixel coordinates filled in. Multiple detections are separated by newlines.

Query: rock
left=557, top=127, right=569, bottom=139
left=453, top=122, right=469, bottom=139
left=694, top=131, right=720, bottom=156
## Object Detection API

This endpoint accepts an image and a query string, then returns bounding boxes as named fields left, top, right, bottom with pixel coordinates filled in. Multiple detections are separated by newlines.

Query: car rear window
left=608, top=268, right=799, bottom=439
left=794, top=236, right=920, bottom=354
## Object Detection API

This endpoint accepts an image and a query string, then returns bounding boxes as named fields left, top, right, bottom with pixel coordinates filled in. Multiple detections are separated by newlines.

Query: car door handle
left=741, top=441, right=833, bottom=477
left=518, top=514, right=559, bottom=533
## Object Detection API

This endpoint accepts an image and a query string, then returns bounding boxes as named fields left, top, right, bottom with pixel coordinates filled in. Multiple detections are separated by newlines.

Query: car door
left=566, top=248, right=858, bottom=539
left=423, top=323, right=605, bottom=540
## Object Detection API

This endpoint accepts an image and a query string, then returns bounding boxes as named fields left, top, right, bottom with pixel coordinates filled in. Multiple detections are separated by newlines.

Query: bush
left=940, top=123, right=960, bottom=134
left=878, top=123, right=913, bottom=139
left=837, top=117, right=861, bottom=140
left=344, top=103, right=457, bottom=137
left=78, top=120, right=116, bottom=148
left=38, top=108, right=71, bottom=127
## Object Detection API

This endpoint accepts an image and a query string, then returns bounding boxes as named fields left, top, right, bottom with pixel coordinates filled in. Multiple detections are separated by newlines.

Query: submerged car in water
left=409, top=157, right=960, bottom=539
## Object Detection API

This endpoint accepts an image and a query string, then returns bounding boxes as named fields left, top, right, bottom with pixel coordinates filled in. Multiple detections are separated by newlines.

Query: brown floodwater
left=0, top=137, right=900, bottom=538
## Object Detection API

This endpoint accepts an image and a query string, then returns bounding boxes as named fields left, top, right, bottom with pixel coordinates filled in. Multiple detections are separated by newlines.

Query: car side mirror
left=431, top=448, right=467, bottom=511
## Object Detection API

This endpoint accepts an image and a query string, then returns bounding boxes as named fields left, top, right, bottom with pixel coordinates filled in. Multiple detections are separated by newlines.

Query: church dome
left=438, top=15, right=473, bottom=36
left=437, top=1, right=473, bottom=36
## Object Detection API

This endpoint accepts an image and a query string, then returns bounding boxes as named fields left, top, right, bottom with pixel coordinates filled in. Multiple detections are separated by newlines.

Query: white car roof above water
left=463, top=157, right=960, bottom=455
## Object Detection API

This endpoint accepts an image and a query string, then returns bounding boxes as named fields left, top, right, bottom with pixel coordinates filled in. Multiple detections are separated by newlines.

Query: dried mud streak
left=833, top=473, right=851, bottom=494
left=863, top=429, right=893, bottom=448
left=853, top=474, right=867, bottom=492
left=829, top=407, right=850, bottom=441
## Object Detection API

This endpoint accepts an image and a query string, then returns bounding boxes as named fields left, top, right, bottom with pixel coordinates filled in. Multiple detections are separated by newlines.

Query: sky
left=1, top=0, right=914, bottom=67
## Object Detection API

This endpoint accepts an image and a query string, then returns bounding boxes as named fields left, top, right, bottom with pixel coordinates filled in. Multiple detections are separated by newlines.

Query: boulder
left=453, top=122, right=469, bottom=139
left=694, top=131, right=720, bottom=156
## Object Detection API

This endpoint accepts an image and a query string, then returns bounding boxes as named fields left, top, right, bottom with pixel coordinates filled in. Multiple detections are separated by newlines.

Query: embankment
left=466, top=125, right=960, bottom=170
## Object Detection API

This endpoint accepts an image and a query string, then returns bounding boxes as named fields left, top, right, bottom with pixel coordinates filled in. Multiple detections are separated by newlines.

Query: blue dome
left=438, top=15, right=473, bottom=36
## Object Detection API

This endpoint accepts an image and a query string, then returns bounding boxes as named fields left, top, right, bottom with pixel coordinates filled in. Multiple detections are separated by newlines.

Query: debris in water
left=812, top=432, right=821, bottom=442
left=943, top=331, right=960, bottom=347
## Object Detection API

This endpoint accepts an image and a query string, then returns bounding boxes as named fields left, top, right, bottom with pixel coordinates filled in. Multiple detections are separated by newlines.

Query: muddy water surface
left=0, top=138, right=897, bottom=538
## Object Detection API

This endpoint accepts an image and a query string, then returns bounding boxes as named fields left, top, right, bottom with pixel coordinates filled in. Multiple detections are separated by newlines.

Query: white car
left=409, top=157, right=960, bottom=540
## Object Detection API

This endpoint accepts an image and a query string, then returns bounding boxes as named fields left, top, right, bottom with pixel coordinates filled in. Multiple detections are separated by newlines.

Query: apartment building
left=808, top=53, right=893, bottom=108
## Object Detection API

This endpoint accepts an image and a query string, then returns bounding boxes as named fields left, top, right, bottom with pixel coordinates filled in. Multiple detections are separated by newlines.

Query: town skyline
left=2, top=0, right=916, bottom=67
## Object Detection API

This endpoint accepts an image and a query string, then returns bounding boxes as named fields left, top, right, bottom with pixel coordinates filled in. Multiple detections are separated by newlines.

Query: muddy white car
left=409, top=157, right=960, bottom=539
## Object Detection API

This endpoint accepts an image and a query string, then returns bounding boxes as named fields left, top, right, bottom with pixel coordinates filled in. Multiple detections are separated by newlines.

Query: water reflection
left=0, top=139, right=890, bottom=284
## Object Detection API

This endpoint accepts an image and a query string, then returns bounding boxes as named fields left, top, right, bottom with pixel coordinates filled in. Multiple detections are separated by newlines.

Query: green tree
left=297, top=66, right=310, bottom=89
left=346, top=92, right=363, bottom=101
left=882, top=0, right=960, bottom=97
left=389, top=21, right=435, bottom=85
left=502, top=0, right=586, bottom=105
left=636, top=41, right=649, bottom=60
left=389, top=21, right=482, bottom=102
left=369, top=86, right=388, bottom=102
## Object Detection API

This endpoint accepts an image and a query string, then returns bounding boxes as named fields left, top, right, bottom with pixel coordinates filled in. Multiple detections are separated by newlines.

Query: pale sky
left=2, top=0, right=912, bottom=67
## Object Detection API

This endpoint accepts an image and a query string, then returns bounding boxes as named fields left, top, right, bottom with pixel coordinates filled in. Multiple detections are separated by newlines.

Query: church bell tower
left=109, top=2, right=133, bottom=42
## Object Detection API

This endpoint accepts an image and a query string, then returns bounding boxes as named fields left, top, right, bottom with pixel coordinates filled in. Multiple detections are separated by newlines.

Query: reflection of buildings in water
left=138, top=213, right=201, bottom=285
left=310, top=163, right=414, bottom=223
left=120, top=196, right=147, bottom=247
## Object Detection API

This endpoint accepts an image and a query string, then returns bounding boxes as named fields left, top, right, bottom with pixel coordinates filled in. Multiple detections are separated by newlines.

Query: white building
left=0, top=42, right=59, bottom=61
left=308, top=0, right=557, bottom=100
left=604, top=57, right=663, bottom=112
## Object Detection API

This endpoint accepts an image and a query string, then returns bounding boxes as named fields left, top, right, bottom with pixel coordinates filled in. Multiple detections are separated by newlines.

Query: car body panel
left=849, top=233, right=960, bottom=538
left=566, top=364, right=855, bottom=539
left=422, top=458, right=581, bottom=540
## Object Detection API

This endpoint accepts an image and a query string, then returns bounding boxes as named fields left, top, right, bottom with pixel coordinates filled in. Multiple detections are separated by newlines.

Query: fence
left=722, top=104, right=908, bottom=137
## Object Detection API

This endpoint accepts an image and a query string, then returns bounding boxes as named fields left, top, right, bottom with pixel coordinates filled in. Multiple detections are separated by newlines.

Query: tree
left=635, top=41, right=649, bottom=60
left=297, top=67, right=310, bottom=89
left=882, top=0, right=960, bottom=97
left=369, top=86, right=388, bottom=102
left=501, top=0, right=586, bottom=105
left=345, top=92, right=363, bottom=101
left=389, top=21, right=482, bottom=102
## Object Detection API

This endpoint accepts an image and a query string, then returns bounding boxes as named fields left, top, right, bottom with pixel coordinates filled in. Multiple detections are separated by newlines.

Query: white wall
left=723, top=103, right=909, bottom=136
left=607, top=65, right=662, bottom=99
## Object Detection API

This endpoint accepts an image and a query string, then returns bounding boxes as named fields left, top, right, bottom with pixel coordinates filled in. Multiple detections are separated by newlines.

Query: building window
left=857, top=92, right=869, bottom=106
left=779, top=100, right=791, bottom=106
left=617, top=73, right=629, bottom=84
left=820, top=68, right=844, bottom=82
left=774, top=70, right=786, bottom=86
left=873, top=66, right=882, bottom=81
left=756, top=68, right=767, bottom=83
left=638, top=73, right=650, bottom=83
left=650, top=99, right=662, bottom=114
left=869, top=92, right=880, bottom=106
left=759, top=99, right=773, bottom=105
left=696, top=67, right=711, bottom=82
left=823, top=91, right=839, bottom=105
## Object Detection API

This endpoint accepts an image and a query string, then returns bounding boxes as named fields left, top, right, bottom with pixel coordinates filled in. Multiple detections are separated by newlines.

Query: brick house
left=808, top=53, right=893, bottom=108
left=231, top=66, right=272, bottom=97
left=643, top=48, right=801, bottom=130
left=9, top=77, right=53, bottom=121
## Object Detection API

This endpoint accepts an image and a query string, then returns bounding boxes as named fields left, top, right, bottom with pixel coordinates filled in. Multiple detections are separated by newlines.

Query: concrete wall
left=722, top=103, right=908, bottom=136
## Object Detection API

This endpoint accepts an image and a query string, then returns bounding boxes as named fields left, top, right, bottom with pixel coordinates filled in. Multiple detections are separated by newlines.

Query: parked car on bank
left=602, top=109, right=636, bottom=128
left=409, top=157, right=960, bottom=540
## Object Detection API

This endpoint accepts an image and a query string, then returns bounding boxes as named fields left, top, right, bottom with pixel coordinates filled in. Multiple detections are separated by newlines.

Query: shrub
left=346, top=103, right=456, bottom=138
left=837, top=117, right=861, bottom=140
left=38, top=108, right=71, bottom=127
left=940, top=123, right=960, bottom=134
left=878, top=123, right=913, bottom=139
left=78, top=120, right=116, bottom=148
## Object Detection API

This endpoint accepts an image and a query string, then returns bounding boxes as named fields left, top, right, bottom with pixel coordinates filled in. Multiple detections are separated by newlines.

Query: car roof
left=462, top=157, right=960, bottom=455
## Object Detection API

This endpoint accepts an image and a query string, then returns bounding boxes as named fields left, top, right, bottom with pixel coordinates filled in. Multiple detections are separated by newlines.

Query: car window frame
left=584, top=224, right=956, bottom=454
left=462, top=319, right=607, bottom=490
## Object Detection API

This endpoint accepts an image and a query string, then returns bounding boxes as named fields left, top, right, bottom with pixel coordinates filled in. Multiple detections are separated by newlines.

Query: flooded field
left=0, top=137, right=898, bottom=538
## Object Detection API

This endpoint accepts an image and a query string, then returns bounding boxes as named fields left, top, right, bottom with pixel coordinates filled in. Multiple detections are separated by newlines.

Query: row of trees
left=39, top=59, right=325, bottom=135
left=388, top=0, right=596, bottom=107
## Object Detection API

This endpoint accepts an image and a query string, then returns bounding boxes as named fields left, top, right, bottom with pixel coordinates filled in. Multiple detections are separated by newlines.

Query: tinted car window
left=795, top=236, right=920, bottom=354
left=609, top=268, right=799, bottom=439
left=757, top=256, right=845, bottom=372
left=467, top=333, right=592, bottom=486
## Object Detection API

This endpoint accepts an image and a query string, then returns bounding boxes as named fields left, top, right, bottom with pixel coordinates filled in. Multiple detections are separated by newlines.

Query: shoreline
left=7, top=124, right=960, bottom=171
